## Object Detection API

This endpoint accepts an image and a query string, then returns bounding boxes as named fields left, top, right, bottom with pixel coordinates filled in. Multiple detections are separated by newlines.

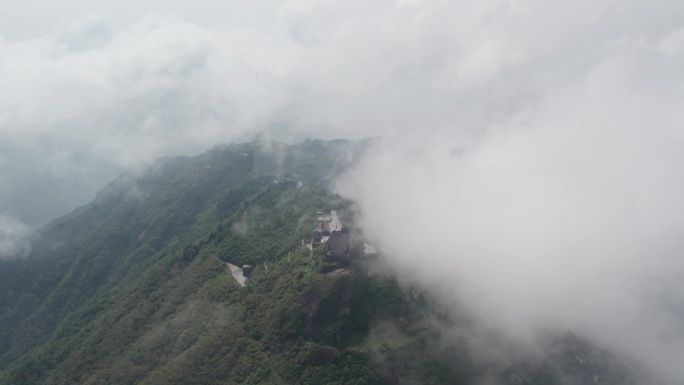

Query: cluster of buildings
left=312, top=211, right=354, bottom=268
left=311, top=212, right=331, bottom=247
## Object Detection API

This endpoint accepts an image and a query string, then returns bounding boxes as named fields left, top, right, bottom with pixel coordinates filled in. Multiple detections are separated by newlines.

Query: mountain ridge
left=0, top=139, right=646, bottom=385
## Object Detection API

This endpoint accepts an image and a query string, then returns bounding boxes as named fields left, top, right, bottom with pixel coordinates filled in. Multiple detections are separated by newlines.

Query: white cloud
left=0, top=213, right=31, bottom=258
left=336, top=25, right=684, bottom=383
left=0, top=14, right=292, bottom=227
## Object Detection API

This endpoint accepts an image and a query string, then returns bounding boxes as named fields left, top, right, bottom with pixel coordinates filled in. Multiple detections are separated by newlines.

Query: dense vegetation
left=0, top=140, right=643, bottom=384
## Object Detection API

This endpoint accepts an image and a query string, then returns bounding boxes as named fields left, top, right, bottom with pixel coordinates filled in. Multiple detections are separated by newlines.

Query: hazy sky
left=2, top=1, right=684, bottom=382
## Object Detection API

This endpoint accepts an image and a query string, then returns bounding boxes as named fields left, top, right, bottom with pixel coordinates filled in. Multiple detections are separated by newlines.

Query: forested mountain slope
left=0, top=140, right=643, bottom=385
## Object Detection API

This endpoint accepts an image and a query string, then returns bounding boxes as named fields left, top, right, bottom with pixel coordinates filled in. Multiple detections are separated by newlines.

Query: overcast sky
left=2, top=1, right=684, bottom=382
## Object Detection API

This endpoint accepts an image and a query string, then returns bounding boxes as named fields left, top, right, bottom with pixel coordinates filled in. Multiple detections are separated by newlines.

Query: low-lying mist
left=336, top=42, right=684, bottom=383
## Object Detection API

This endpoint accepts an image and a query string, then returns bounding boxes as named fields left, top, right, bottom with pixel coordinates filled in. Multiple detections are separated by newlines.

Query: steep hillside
left=0, top=139, right=644, bottom=385
left=0, top=139, right=363, bottom=384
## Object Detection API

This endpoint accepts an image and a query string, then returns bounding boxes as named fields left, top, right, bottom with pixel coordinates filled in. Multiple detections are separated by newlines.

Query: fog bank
left=336, top=31, right=684, bottom=382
